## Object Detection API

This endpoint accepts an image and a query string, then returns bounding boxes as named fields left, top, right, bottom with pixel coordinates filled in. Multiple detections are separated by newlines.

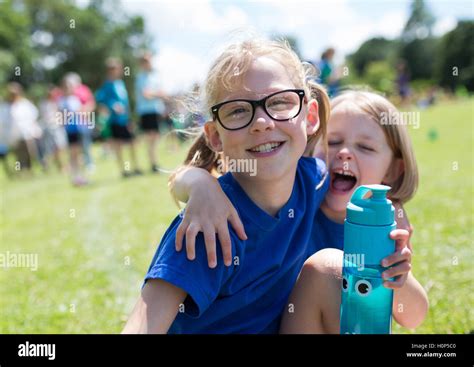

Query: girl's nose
left=250, top=106, right=275, bottom=133
left=336, top=147, right=353, bottom=161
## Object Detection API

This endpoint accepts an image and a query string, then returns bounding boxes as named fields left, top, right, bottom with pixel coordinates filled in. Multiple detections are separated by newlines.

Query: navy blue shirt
left=145, top=157, right=329, bottom=334
left=310, top=209, right=345, bottom=253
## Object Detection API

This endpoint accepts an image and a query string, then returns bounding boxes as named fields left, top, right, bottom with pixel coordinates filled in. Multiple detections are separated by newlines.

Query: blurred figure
left=96, top=57, right=142, bottom=178
left=63, top=72, right=96, bottom=171
left=0, top=100, right=13, bottom=177
left=38, top=85, right=67, bottom=172
left=0, top=82, right=42, bottom=175
left=396, top=60, right=411, bottom=105
left=317, top=48, right=340, bottom=97
left=135, top=51, right=167, bottom=173
left=58, top=77, right=88, bottom=186
left=417, top=86, right=437, bottom=109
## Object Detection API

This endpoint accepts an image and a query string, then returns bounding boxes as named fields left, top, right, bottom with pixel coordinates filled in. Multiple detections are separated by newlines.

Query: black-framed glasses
left=210, top=89, right=305, bottom=131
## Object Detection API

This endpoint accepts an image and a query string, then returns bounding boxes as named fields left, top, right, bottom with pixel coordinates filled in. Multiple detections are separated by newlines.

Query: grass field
left=1, top=98, right=473, bottom=334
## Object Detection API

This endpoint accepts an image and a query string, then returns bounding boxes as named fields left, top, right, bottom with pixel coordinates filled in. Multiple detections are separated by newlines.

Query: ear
left=306, top=99, right=320, bottom=135
left=383, top=158, right=404, bottom=184
left=204, top=121, right=223, bottom=152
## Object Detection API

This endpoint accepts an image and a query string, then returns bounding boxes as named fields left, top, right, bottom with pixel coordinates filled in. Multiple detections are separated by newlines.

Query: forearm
left=392, top=271, right=429, bottom=329
left=169, top=166, right=217, bottom=204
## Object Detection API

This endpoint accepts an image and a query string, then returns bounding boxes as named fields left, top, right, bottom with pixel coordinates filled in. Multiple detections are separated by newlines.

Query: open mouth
left=331, top=169, right=357, bottom=193
left=247, top=141, right=285, bottom=154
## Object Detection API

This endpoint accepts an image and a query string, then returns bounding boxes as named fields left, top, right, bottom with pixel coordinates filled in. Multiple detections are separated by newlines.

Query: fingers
left=185, top=224, right=199, bottom=261
left=175, top=220, right=187, bottom=252
left=177, top=220, right=233, bottom=268
left=381, top=246, right=412, bottom=267
left=382, top=261, right=412, bottom=280
left=389, top=229, right=410, bottom=251
left=228, top=209, right=247, bottom=241
left=383, top=273, right=408, bottom=289
left=217, top=223, right=233, bottom=267
left=203, top=226, right=217, bottom=268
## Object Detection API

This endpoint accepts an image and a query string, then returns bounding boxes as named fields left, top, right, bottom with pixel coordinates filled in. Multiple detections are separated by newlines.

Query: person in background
left=317, top=48, right=340, bottom=97
left=38, top=85, right=67, bottom=172
left=135, top=51, right=167, bottom=173
left=58, top=77, right=88, bottom=186
left=396, top=60, right=411, bottom=106
left=63, top=72, right=96, bottom=171
left=96, top=57, right=142, bottom=178
left=1, top=82, right=42, bottom=175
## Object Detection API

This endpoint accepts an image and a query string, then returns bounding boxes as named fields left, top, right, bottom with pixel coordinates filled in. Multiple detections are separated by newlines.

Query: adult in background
left=1, top=82, right=42, bottom=175
left=96, top=57, right=142, bottom=178
left=135, top=51, right=167, bottom=173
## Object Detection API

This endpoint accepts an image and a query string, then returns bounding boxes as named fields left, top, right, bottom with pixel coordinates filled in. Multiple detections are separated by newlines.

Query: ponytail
left=183, top=132, right=221, bottom=174
left=305, top=81, right=330, bottom=159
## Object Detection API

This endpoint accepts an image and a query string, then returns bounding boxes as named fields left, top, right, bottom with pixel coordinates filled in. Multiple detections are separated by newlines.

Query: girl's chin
left=325, top=195, right=350, bottom=213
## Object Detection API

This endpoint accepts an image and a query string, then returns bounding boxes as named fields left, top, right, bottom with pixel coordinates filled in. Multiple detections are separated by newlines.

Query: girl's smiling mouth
left=246, top=141, right=286, bottom=157
left=330, top=168, right=358, bottom=194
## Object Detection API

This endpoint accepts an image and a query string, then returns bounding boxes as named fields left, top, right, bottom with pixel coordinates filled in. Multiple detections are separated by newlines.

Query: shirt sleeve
left=144, top=216, right=237, bottom=318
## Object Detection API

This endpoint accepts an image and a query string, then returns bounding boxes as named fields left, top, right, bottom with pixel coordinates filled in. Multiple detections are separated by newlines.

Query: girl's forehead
left=329, top=105, right=385, bottom=137
left=216, top=56, right=298, bottom=101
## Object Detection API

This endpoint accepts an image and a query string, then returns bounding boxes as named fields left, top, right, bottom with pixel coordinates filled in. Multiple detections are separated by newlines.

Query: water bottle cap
left=346, top=184, right=394, bottom=226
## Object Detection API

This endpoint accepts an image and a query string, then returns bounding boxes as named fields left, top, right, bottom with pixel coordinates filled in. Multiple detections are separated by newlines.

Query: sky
left=115, top=0, right=473, bottom=93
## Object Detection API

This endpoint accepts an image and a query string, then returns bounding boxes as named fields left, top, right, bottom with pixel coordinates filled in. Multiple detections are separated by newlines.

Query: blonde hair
left=331, top=91, right=418, bottom=203
left=171, top=38, right=330, bottom=180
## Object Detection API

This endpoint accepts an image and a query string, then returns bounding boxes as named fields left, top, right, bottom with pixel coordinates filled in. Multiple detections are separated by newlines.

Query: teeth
left=334, top=169, right=355, bottom=177
left=250, top=142, right=281, bottom=153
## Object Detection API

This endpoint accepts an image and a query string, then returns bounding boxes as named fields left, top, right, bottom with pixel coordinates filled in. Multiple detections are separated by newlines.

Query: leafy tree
left=348, top=37, right=398, bottom=76
left=0, top=0, right=151, bottom=96
left=401, top=0, right=435, bottom=42
left=399, top=0, right=437, bottom=80
left=435, top=21, right=474, bottom=92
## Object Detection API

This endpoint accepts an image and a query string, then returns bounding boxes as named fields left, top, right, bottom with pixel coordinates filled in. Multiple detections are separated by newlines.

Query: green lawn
left=1, top=99, right=473, bottom=334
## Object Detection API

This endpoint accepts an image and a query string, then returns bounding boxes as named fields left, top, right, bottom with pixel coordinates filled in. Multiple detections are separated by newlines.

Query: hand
left=381, top=229, right=412, bottom=289
left=175, top=177, right=247, bottom=268
left=142, top=89, right=154, bottom=100
left=98, top=105, right=110, bottom=117
left=393, top=201, right=414, bottom=252
left=113, top=103, right=124, bottom=114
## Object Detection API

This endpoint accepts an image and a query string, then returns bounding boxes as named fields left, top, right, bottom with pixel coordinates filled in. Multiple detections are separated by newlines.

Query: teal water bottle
left=340, top=184, right=396, bottom=334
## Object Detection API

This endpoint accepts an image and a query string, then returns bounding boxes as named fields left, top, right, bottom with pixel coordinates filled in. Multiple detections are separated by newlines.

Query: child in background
left=58, top=78, right=87, bottom=186
left=169, top=90, right=428, bottom=332
left=96, top=58, right=142, bottom=178
left=123, top=38, right=332, bottom=333
left=38, top=85, right=67, bottom=172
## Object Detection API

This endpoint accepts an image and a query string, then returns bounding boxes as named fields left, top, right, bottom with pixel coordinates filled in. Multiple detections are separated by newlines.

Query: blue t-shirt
left=58, top=95, right=83, bottom=134
left=135, top=71, right=166, bottom=116
left=310, top=209, right=344, bottom=254
left=95, top=79, right=130, bottom=126
left=145, top=157, right=329, bottom=334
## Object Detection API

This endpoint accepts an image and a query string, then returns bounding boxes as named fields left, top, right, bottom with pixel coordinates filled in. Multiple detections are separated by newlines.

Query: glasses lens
left=265, top=91, right=301, bottom=120
left=218, top=101, right=253, bottom=129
